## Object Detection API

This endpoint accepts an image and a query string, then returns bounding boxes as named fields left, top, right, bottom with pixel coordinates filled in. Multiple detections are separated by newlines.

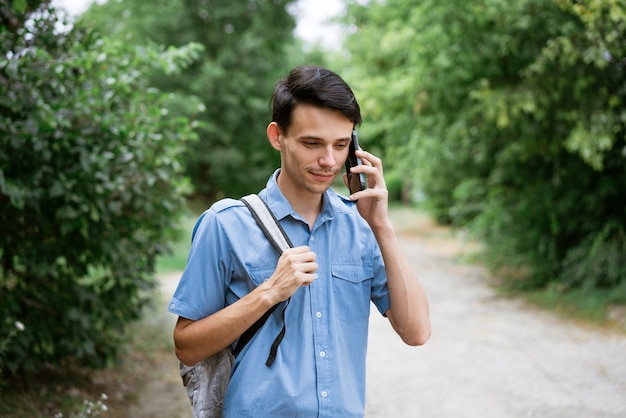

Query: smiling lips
left=310, top=171, right=336, bottom=182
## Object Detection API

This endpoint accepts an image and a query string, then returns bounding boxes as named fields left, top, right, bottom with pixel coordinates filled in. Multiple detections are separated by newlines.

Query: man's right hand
left=263, top=246, right=317, bottom=303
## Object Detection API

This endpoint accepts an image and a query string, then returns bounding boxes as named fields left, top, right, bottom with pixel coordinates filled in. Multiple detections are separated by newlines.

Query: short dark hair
left=271, top=66, right=362, bottom=133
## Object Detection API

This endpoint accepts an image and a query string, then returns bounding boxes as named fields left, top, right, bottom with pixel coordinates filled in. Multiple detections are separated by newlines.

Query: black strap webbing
left=232, top=303, right=278, bottom=358
left=265, top=299, right=289, bottom=367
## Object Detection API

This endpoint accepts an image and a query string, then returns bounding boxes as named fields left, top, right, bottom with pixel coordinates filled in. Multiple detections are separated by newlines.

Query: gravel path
left=365, top=210, right=626, bottom=417
left=153, top=209, right=626, bottom=417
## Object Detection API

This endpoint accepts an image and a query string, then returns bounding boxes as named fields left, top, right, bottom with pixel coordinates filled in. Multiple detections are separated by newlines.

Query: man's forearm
left=374, top=224, right=431, bottom=346
left=174, top=283, right=277, bottom=366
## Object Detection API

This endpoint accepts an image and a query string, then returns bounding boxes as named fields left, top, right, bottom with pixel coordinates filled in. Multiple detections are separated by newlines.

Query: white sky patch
left=289, top=0, right=346, bottom=50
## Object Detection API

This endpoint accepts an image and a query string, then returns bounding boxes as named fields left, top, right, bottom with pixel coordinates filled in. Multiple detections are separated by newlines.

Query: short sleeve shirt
left=168, top=170, right=391, bottom=417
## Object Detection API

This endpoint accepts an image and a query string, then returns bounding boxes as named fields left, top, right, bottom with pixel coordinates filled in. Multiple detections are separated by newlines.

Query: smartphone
left=345, top=129, right=366, bottom=194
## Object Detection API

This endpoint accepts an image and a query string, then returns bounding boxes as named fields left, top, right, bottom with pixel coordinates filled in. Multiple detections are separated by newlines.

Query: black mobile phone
left=345, top=129, right=366, bottom=194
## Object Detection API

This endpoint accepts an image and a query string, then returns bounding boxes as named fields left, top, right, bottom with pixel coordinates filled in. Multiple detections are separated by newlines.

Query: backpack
left=179, top=194, right=292, bottom=418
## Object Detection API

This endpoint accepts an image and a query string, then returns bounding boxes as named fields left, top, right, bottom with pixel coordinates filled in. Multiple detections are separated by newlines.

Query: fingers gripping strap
left=241, top=194, right=293, bottom=253
left=240, top=194, right=293, bottom=367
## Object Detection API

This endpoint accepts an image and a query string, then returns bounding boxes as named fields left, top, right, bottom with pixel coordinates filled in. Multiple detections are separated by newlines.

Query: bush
left=0, top=3, right=201, bottom=378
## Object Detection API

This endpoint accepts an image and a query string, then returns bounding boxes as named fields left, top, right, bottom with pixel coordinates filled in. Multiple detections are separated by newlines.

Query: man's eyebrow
left=335, top=137, right=352, bottom=144
left=296, top=135, right=351, bottom=142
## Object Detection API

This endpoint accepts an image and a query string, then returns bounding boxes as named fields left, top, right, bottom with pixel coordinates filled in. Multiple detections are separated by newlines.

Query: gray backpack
left=179, top=194, right=293, bottom=417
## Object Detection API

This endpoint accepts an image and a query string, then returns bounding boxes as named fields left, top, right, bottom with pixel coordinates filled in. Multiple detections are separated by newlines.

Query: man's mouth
left=310, top=171, right=336, bottom=182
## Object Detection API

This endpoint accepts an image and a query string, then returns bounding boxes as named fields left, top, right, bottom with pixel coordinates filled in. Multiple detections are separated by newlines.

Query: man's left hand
left=343, top=150, right=392, bottom=231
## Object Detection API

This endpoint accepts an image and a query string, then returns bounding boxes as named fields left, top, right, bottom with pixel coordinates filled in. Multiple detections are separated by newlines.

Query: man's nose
left=318, top=146, right=335, bottom=166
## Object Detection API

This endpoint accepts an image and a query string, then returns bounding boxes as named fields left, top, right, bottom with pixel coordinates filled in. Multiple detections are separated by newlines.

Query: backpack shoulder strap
left=233, top=194, right=292, bottom=365
left=241, top=194, right=293, bottom=253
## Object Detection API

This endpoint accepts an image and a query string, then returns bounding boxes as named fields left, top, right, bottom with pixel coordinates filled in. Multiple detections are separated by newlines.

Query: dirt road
left=152, top=209, right=626, bottom=418
left=366, top=210, right=626, bottom=417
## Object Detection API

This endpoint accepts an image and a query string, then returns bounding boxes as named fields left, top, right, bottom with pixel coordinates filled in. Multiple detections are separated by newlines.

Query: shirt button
left=310, top=235, right=315, bottom=241
left=169, top=303, right=175, bottom=309
left=319, top=351, right=326, bottom=357
left=315, top=312, right=322, bottom=318
left=321, top=391, right=328, bottom=398
left=313, top=273, right=318, bottom=279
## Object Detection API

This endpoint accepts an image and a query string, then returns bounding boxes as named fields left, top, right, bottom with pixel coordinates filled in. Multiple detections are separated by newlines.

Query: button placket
left=307, top=227, right=332, bottom=409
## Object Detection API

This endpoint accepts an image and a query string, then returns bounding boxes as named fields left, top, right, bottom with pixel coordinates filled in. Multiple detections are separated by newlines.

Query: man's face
left=268, top=103, right=354, bottom=198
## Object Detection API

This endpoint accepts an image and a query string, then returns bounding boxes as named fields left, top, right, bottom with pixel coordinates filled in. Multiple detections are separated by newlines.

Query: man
left=168, top=66, right=430, bottom=417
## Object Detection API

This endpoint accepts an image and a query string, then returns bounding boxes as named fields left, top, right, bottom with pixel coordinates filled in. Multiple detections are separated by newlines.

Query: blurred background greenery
left=1, top=0, right=625, bottom=412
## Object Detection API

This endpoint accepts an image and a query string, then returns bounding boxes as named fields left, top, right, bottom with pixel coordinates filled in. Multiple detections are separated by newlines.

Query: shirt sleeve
left=167, top=206, right=232, bottom=321
left=370, top=241, right=391, bottom=316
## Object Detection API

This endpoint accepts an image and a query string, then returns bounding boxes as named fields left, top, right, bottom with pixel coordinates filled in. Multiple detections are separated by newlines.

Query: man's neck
left=276, top=174, right=323, bottom=229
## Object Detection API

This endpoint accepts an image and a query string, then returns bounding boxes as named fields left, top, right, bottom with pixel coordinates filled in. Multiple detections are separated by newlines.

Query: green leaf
left=12, top=0, right=27, bottom=13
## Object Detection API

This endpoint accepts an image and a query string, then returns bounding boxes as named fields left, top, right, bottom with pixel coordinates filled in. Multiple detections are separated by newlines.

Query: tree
left=343, top=0, right=626, bottom=294
left=0, top=1, right=202, bottom=376
left=81, top=0, right=298, bottom=201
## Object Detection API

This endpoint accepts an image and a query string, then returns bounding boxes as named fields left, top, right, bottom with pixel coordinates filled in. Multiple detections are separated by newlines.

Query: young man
left=168, top=66, right=430, bottom=417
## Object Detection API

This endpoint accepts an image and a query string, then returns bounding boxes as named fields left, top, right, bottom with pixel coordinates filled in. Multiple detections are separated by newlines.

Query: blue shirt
left=168, top=170, right=391, bottom=417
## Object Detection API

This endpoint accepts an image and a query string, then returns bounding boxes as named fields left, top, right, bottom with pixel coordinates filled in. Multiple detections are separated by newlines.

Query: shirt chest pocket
left=247, top=265, right=276, bottom=287
left=331, top=264, right=373, bottom=321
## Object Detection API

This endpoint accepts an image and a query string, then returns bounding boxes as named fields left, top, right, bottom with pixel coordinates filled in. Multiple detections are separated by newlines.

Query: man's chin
left=304, top=182, right=332, bottom=195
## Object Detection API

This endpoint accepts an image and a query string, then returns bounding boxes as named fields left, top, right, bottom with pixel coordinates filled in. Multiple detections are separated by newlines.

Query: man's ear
left=267, top=122, right=281, bottom=151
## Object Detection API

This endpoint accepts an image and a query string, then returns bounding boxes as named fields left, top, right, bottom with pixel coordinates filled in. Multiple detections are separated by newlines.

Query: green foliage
left=81, top=0, right=298, bottom=201
left=1, top=0, right=47, bottom=32
left=0, top=4, right=200, bottom=377
left=155, top=210, right=196, bottom=273
left=525, top=284, right=626, bottom=325
left=384, top=172, right=405, bottom=202
left=343, top=0, right=626, bottom=292
left=561, top=221, right=626, bottom=292
left=0, top=288, right=176, bottom=416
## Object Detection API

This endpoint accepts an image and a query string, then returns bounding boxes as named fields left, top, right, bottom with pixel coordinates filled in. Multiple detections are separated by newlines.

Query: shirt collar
left=259, top=169, right=352, bottom=227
